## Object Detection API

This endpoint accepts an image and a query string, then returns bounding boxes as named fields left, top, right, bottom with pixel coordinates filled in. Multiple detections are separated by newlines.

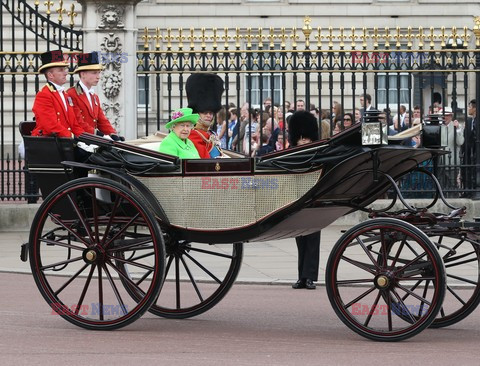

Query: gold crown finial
left=302, top=16, right=313, bottom=48
left=473, top=16, right=480, bottom=47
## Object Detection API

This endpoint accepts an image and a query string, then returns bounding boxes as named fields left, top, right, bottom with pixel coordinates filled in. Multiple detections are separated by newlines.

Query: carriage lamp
left=361, top=111, right=388, bottom=146
left=422, top=114, right=447, bottom=148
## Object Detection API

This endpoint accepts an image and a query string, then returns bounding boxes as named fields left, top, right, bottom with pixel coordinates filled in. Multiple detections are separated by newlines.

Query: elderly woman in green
left=159, top=108, right=200, bottom=159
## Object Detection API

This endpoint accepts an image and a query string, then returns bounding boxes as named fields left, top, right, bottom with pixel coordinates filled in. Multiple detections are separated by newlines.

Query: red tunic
left=32, top=84, right=85, bottom=137
left=189, top=129, right=215, bottom=159
left=67, top=83, right=117, bottom=135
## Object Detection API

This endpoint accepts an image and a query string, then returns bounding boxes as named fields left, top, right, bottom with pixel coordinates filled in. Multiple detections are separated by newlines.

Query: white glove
left=77, top=141, right=98, bottom=153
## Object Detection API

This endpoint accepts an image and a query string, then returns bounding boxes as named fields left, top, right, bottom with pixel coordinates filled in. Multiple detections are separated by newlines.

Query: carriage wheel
left=29, top=177, right=165, bottom=330
left=418, top=231, right=480, bottom=328
left=116, top=230, right=243, bottom=319
left=151, top=235, right=242, bottom=318
left=326, top=218, right=446, bottom=341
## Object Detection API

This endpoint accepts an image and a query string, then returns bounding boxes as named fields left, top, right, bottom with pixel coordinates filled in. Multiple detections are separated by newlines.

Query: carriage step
left=20, top=243, right=28, bottom=262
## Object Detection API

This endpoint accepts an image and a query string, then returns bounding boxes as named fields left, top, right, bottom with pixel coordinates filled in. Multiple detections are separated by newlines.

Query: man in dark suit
left=462, top=99, right=477, bottom=195
left=32, top=50, right=85, bottom=137
left=359, top=93, right=378, bottom=118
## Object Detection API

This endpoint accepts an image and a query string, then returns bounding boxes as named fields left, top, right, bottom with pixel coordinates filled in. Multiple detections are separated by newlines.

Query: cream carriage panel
left=136, top=170, right=321, bottom=230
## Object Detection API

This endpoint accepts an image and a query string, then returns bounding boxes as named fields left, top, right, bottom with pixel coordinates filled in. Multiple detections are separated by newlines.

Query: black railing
left=1, top=20, right=480, bottom=201
left=0, top=0, right=82, bottom=202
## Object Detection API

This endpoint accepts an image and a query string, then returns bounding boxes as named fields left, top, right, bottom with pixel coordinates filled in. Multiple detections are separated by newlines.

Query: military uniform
left=67, top=82, right=116, bottom=135
left=32, top=82, right=85, bottom=137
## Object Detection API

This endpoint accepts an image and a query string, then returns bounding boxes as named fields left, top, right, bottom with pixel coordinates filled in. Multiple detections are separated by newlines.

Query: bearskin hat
left=288, top=110, right=319, bottom=147
left=186, top=73, right=224, bottom=113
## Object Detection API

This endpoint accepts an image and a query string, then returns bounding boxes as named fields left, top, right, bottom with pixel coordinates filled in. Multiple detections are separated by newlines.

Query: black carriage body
left=70, top=125, right=444, bottom=244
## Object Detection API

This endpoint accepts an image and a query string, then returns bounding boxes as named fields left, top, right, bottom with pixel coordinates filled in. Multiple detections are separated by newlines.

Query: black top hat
left=38, top=50, right=68, bottom=73
left=288, top=110, right=319, bottom=147
left=186, top=73, right=224, bottom=113
left=74, top=52, right=103, bottom=73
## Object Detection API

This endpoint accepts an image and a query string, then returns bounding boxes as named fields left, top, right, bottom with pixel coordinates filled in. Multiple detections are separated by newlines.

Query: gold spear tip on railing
left=56, top=0, right=66, bottom=23
left=68, top=4, right=77, bottom=28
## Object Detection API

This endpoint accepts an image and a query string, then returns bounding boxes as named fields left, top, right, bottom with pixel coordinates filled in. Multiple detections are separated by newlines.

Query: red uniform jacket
left=67, top=83, right=116, bottom=135
left=32, top=83, right=85, bottom=137
left=189, top=129, right=215, bottom=159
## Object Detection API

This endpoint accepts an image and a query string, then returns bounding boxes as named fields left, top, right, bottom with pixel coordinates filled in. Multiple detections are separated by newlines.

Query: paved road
left=1, top=272, right=480, bottom=365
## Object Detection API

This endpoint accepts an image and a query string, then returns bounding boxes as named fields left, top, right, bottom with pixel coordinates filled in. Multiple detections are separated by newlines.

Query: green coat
left=159, top=132, right=200, bottom=159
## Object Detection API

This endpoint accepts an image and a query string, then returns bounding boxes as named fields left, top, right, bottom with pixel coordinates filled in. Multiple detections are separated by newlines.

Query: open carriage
left=19, top=120, right=480, bottom=342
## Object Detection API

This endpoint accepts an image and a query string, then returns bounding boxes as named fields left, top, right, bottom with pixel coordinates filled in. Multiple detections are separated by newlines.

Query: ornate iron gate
left=136, top=18, right=480, bottom=197
left=0, top=0, right=82, bottom=201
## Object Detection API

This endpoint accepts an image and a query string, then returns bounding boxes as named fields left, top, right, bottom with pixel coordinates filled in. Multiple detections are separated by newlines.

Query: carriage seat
left=19, top=121, right=76, bottom=199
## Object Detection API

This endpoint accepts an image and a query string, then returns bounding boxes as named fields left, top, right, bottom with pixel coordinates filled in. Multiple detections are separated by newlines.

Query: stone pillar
left=76, top=0, right=141, bottom=139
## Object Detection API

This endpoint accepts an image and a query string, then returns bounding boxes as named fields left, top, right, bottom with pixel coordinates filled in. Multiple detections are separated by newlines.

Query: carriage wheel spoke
left=108, top=254, right=155, bottom=272
left=164, top=254, right=174, bottom=276
left=395, top=252, right=428, bottom=274
left=390, top=239, right=406, bottom=267
left=48, top=213, right=90, bottom=247
left=396, top=283, right=431, bottom=307
left=447, top=273, right=478, bottom=286
left=446, top=285, right=467, bottom=306
left=103, top=264, right=128, bottom=316
left=344, top=286, right=376, bottom=309
left=103, top=213, right=141, bottom=250
left=106, top=261, right=146, bottom=297
left=380, top=229, right=388, bottom=267
left=391, top=288, right=416, bottom=323
left=386, top=291, right=393, bottom=331
left=444, top=252, right=478, bottom=268
left=127, top=251, right=155, bottom=262
left=399, top=280, right=422, bottom=302
left=40, top=256, right=83, bottom=271
left=355, top=237, right=380, bottom=270
left=187, top=246, right=235, bottom=259
left=184, top=252, right=222, bottom=283
left=54, top=263, right=90, bottom=296
left=66, top=192, right=94, bottom=244
left=100, top=195, right=122, bottom=247
left=90, top=187, right=100, bottom=243
left=175, top=256, right=181, bottom=309
left=75, top=264, right=96, bottom=315
left=98, top=264, right=104, bottom=320
left=180, top=256, right=204, bottom=302
left=107, top=237, right=153, bottom=252
left=337, top=278, right=374, bottom=286
left=135, top=269, right=153, bottom=287
left=40, top=237, right=85, bottom=252
left=364, top=291, right=382, bottom=327
left=340, top=256, right=376, bottom=275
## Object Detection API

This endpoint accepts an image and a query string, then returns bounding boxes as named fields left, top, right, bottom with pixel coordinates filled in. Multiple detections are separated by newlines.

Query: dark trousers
left=295, top=231, right=321, bottom=281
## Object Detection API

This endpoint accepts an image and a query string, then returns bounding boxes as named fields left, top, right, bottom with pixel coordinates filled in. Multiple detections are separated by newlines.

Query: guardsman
left=32, top=50, right=85, bottom=137
left=67, top=51, right=123, bottom=141
left=186, top=73, right=225, bottom=158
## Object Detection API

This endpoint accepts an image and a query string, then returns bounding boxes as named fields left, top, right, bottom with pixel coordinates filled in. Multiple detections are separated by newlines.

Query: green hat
left=165, top=108, right=199, bottom=129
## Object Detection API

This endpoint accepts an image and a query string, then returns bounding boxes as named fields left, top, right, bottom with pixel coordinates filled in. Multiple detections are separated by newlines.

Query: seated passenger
left=159, top=108, right=200, bottom=159
left=32, top=50, right=85, bottom=138
left=186, top=73, right=225, bottom=158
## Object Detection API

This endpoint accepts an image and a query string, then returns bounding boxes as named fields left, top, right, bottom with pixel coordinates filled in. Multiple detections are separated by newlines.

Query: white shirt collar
left=50, top=81, right=65, bottom=93
left=79, top=80, right=95, bottom=95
